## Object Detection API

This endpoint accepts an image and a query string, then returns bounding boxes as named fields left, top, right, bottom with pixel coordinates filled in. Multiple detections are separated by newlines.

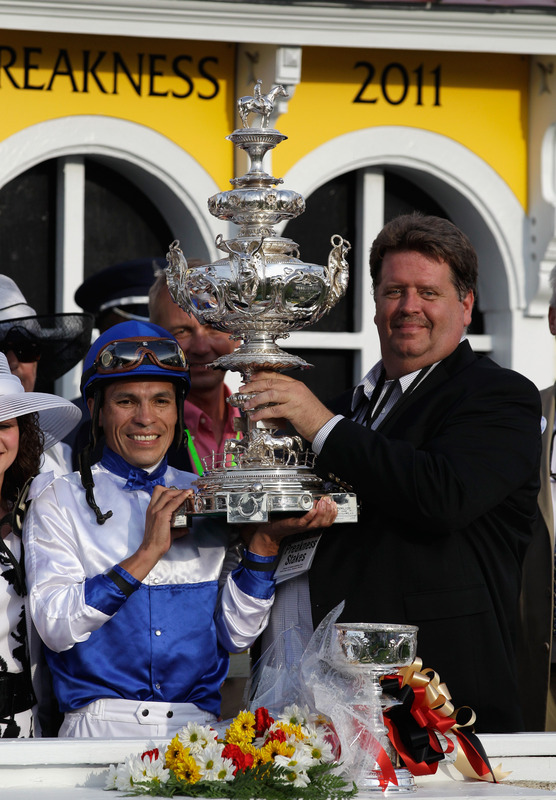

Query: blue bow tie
left=124, top=468, right=166, bottom=494
left=101, top=447, right=167, bottom=495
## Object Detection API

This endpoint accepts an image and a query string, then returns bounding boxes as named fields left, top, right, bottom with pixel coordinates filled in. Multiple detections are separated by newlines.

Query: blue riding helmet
left=80, top=320, right=191, bottom=402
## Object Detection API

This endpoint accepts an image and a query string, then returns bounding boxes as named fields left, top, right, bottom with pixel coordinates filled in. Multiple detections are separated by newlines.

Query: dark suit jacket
left=516, top=384, right=555, bottom=730
left=310, top=341, right=541, bottom=733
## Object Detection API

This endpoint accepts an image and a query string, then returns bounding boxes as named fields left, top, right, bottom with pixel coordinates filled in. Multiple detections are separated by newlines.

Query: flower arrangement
left=105, top=704, right=357, bottom=799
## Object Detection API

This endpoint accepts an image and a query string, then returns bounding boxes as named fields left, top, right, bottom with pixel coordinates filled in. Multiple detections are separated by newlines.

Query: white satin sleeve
left=23, top=475, right=114, bottom=653
left=215, top=577, right=274, bottom=653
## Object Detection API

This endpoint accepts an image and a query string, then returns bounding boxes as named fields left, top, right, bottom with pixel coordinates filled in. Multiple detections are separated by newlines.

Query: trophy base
left=172, top=465, right=358, bottom=525
left=361, top=768, right=416, bottom=793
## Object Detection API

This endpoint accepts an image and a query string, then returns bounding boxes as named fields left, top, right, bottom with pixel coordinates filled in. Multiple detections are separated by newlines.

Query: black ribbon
left=382, top=677, right=444, bottom=768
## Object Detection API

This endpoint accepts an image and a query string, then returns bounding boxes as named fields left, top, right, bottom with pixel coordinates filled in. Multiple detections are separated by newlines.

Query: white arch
left=282, top=126, right=527, bottom=311
left=0, top=115, right=222, bottom=256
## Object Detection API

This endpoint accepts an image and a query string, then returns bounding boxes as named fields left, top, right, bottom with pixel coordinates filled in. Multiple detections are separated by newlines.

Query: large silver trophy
left=166, top=82, right=357, bottom=524
left=335, top=623, right=419, bottom=792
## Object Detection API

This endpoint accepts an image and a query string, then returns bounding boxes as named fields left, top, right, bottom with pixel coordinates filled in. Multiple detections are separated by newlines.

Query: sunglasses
left=94, top=337, right=188, bottom=375
left=0, top=328, right=42, bottom=363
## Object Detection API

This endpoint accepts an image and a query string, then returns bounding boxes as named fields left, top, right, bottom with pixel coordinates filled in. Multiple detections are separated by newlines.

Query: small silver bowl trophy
left=335, top=622, right=419, bottom=792
left=166, top=82, right=358, bottom=525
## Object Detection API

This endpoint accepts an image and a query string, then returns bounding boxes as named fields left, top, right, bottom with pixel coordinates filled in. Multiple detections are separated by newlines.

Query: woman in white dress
left=0, top=353, right=80, bottom=737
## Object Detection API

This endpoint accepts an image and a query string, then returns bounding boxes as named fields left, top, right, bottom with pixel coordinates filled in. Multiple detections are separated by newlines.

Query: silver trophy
left=335, top=622, right=419, bottom=792
left=167, top=82, right=357, bottom=524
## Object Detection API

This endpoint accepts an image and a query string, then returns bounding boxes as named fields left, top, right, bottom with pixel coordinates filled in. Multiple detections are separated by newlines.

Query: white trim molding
left=0, top=115, right=222, bottom=258
left=282, top=125, right=526, bottom=313
left=1, top=1, right=556, bottom=55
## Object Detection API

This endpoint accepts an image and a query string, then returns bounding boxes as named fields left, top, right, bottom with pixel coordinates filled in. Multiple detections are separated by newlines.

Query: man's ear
left=549, top=306, right=556, bottom=336
left=87, top=396, right=102, bottom=427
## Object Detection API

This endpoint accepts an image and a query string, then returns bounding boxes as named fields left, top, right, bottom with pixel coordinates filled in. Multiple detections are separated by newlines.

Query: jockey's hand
left=243, top=496, right=338, bottom=557
left=118, top=487, right=194, bottom=582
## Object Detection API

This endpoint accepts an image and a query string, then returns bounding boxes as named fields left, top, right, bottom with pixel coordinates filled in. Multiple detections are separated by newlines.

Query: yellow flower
left=165, top=736, right=189, bottom=773
left=259, top=739, right=295, bottom=763
left=275, top=722, right=305, bottom=741
left=241, top=741, right=263, bottom=765
left=226, top=710, right=256, bottom=744
left=173, top=753, right=202, bottom=784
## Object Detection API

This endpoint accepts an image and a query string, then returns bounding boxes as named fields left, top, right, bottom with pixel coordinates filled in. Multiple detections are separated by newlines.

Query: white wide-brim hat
left=0, top=353, right=81, bottom=450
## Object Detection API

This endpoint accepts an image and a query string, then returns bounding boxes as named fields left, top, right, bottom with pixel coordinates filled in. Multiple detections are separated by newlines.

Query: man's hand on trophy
left=244, top=496, right=338, bottom=556
left=240, top=371, right=334, bottom=442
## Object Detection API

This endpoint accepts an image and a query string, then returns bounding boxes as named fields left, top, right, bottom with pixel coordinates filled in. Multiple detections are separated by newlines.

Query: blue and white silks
left=23, top=456, right=275, bottom=717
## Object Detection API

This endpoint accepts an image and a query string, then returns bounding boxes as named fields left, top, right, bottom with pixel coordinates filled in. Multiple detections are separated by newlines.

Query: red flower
left=221, top=743, right=255, bottom=775
left=267, top=728, right=287, bottom=744
left=141, top=748, right=160, bottom=762
left=254, top=706, right=274, bottom=738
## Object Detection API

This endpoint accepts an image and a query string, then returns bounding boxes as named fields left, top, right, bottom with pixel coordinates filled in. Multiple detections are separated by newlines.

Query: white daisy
left=301, top=727, right=335, bottom=763
left=198, top=748, right=236, bottom=781
left=111, top=751, right=169, bottom=791
left=114, top=754, right=146, bottom=791
left=274, top=756, right=311, bottom=789
left=104, top=763, right=119, bottom=789
left=196, top=744, right=227, bottom=779
left=140, top=751, right=170, bottom=784
left=216, top=758, right=236, bottom=782
left=275, top=749, right=314, bottom=770
left=177, top=721, right=218, bottom=753
left=277, top=703, right=312, bottom=728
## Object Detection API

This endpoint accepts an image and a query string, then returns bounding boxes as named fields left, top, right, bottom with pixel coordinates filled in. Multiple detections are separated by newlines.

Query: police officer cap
left=74, top=257, right=165, bottom=324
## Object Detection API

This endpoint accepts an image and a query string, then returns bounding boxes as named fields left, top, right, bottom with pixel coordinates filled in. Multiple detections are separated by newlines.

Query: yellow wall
left=274, top=47, right=529, bottom=208
left=0, top=33, right=529, bottom=207
left=0, top=31, right=236, bottom=187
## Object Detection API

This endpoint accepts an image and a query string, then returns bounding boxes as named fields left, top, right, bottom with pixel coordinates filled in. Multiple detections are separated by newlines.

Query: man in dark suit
left=516, top=264, right=556, bottom=731
left=242, top=213, right=541, bottom=733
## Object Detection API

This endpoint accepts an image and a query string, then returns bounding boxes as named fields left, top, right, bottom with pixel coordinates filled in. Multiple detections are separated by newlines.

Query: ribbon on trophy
left=379, top=658, right=510, bottom=783
left=349, top=712, right=399, bottom=791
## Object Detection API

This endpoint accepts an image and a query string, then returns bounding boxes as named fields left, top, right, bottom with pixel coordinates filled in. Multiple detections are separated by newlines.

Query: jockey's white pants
left=58, top=698, right=217, bottom=738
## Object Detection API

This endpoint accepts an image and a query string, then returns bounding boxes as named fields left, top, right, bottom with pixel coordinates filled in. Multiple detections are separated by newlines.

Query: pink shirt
left=183, top=385, right=241, bottom=475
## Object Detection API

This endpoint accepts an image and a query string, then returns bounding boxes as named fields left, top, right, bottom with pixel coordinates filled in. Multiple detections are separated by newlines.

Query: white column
left=55, top=156, right=85, bottom=399
left=354, top=168, right=384, bottom=381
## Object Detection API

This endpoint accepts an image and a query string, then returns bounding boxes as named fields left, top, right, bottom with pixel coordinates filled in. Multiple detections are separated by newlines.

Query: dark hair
left=2, top=412, right=43, bottom=505
left=369, top=213, right=478, bottom=300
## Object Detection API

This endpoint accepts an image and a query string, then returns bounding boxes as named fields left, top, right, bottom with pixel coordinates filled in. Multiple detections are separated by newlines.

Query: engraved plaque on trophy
left=167, top=83, right=358, bottom=525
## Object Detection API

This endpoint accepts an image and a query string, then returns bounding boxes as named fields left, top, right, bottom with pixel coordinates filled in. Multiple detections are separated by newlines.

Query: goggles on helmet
left=93, top=337, right=187, bottom=375
left=0, top=326, right=42, bottom=363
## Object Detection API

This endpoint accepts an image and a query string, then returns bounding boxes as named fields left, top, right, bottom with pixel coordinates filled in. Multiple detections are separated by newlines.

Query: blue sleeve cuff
left=84, top=564, right=141, bottom=616
left=231, top=551, right=276, bottom=600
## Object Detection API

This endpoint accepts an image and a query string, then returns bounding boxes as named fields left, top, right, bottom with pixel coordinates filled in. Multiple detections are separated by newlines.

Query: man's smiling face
left=93, top=378, right=177, bottom=469
left=374, top=250, right=473, bottom=379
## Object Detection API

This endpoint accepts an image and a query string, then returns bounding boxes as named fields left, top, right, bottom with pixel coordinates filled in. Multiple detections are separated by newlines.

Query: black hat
left=74, top=257, right=165, bottom=325
left=0, top=275, right=94, bottom=388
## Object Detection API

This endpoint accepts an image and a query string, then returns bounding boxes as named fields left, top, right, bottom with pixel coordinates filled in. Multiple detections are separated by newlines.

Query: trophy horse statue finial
left=237, top=81, right=289, bottom=128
